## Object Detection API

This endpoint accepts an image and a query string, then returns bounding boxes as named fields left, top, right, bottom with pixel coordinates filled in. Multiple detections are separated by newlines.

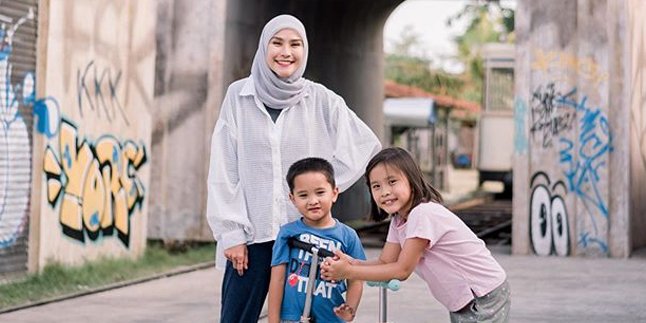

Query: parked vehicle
left=476, top=43, right=515, bottom=194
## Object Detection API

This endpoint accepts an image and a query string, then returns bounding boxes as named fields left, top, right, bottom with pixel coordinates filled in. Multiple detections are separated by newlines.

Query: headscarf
left=250, top=14, right=309, bottom=109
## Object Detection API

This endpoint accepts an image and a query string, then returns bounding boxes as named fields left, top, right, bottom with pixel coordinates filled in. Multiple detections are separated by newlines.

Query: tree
left=447, top=0, right=515, bottom=102
left=385, top=26, right=465, bottom=97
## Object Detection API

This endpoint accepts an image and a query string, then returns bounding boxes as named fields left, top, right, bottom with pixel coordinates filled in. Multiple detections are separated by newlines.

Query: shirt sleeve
left=205, top=86, right=253, bottom=250
left=405, top=206, right=441, bottom=247
left=329, top=94, right=381, bottom=192
left=344, top=228, right=367, bottom=261
left=271, top=226, right=291, bottom=266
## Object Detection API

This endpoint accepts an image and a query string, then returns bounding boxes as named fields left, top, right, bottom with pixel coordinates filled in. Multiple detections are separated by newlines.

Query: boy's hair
left=286, top=157, right=336, bottom=192
left=365, top=147, right=443, bottom=221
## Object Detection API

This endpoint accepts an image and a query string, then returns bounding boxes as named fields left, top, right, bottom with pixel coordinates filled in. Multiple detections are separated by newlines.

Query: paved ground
left=3, top=246, right=646, bottom=323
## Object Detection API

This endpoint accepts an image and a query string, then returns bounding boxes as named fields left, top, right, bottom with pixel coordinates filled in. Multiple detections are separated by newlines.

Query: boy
left=268, top=157, right=365, bottom=323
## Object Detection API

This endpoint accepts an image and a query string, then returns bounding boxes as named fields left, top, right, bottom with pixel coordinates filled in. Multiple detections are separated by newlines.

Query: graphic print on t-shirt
left=288, top=232, right=340, bottom=298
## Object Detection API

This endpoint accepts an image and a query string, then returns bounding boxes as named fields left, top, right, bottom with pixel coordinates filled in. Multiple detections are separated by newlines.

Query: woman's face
left=265, top=28, right=304, bottom=78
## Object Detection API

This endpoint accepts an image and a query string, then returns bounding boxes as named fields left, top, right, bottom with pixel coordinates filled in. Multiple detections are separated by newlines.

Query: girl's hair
left=365, top=147, right=443, bottom=221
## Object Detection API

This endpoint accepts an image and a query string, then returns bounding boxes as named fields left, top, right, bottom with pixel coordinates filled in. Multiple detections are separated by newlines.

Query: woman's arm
left=268, top=265, right=287, bottom=323
left=323, top=238, right=428, bottom=282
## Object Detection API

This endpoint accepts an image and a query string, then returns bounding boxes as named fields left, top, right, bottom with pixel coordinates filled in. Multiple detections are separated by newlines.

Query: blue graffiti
left=21, top=73, right=61, bottom=138
left=578, top=232, right=609, bottom=254
left=557, top=88, right=612, bottom=218
left=514, top=98, right=528, bottom=154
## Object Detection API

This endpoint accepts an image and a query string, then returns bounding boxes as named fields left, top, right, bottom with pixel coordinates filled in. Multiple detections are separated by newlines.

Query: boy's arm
left=268, top=264, right=287, bottom=323
left=344, top=278, right=363, bottom=316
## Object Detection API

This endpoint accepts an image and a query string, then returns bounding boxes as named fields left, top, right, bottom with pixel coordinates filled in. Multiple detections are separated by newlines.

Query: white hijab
left=250, top=14, right=310, bottom=109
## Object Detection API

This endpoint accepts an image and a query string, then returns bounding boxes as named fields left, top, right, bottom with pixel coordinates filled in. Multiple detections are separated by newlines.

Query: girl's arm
left=267, top=264, right=286, bottom=323
left=344, top=242, right=401, bottom=266
left=322, top=238, right=428, bottom=282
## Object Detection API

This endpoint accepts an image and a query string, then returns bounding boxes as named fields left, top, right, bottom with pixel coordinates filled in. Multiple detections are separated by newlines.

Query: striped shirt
left=206, top=76, right=381, bottom=267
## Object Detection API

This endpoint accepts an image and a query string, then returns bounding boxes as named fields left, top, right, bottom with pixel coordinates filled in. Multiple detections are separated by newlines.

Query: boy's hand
left=224, top=244, right=248, bottom=276
left=333, top=303, right=355, bottom=321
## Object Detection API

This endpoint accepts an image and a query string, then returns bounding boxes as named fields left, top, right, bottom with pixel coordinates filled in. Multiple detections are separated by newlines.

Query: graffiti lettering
left=77, top=61, right=129, bottom=125
left=531, top=49, right=608, bottom=85
left=44, top=120, right=147, bottom=247
left=529, top=83, right=577, bottom=148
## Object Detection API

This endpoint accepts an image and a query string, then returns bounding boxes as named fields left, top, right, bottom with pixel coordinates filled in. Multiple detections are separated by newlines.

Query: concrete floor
left=2, top=247, right=646, bottom=323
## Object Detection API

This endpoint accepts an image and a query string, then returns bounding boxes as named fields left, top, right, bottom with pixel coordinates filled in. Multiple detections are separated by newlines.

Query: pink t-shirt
left=386, top=202, right=507, bottom=312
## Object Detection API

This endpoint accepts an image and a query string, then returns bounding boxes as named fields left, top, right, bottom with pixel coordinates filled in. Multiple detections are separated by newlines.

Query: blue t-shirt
left=271, top=218, right=366, bottom=322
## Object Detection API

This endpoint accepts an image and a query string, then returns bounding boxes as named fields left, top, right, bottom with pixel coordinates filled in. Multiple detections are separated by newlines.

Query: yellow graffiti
left=43, top=120, right=147, bottom=247
left=531, top=49, right=608, bottom=85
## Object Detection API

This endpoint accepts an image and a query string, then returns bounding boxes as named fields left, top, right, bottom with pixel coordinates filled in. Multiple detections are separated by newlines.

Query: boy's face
left=289, top=171, right=339, bottom=228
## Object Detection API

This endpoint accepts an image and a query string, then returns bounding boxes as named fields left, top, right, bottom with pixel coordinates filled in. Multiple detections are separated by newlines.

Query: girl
left=206, top=14, right=380, bottom=323
left=320, top=147, right=510, bottom=322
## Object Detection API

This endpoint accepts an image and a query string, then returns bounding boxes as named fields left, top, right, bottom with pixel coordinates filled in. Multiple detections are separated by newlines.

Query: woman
left=206, top=14, right=381, bottom=322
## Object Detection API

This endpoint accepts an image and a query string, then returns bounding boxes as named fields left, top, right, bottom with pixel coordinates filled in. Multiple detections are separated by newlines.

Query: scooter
left=367, top=279, right=400, bottom=323
left=288, top=238, right=335, bottom=323
left=288, top=238, right=400, bottom=323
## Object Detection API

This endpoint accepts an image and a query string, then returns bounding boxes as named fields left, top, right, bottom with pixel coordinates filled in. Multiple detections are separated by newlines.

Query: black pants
left=220, top=241, right=274, bottom=323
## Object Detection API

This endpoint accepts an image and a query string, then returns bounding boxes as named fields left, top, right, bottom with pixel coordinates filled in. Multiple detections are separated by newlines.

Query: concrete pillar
left=514, top=0, right=644, bottom=258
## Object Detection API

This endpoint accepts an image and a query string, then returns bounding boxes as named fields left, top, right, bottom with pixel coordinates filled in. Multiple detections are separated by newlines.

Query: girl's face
left=289, top=171, right=339, bottom=228
left=368, top=163, right=413, bottom=216
left=266, top=28, right=304, bottom=78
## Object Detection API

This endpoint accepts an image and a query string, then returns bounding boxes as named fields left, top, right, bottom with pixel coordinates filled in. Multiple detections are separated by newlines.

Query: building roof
left=384, top=79, right=480, bottom=115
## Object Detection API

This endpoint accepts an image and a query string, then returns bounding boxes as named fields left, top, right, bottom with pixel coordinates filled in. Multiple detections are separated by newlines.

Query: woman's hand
left=224, top=244, right=248, bottom=276
left=320, top=249, right=352, bottom=281
left=333, top=303, right=356, bottom=321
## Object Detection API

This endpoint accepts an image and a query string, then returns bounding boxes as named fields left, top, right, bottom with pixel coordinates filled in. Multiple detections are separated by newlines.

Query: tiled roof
left=384, top=79, right=480, bottom=114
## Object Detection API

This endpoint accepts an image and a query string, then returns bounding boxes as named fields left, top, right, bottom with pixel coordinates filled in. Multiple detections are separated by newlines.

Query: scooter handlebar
left=367, top=280, right=401, bottom=291
left=287, top=238, right=335, bottom=258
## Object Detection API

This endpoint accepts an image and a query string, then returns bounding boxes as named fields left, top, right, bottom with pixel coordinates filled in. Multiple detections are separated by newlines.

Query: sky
left=384, top=0, right=516, bottom=74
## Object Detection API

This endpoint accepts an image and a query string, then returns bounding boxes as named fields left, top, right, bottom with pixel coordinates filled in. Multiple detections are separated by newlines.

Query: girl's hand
left=333, top=303, right=355, bottom=321
left=320, top=249, right=351, bottom=281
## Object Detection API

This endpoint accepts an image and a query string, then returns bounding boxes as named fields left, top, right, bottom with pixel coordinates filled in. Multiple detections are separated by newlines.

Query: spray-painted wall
left=513, top=0, right=644, bottom=258
left=29, top=0, right=156, bottom=270
left=0, top=0, right=38, bottom=277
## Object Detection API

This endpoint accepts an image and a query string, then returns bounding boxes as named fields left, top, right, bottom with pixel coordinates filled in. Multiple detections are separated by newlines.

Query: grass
left=0, top=241, right=215, bottom=310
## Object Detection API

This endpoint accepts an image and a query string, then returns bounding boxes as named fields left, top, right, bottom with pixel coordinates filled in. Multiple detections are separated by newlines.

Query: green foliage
left=385, top=26, right=465, bottom=97
left=0, top=242, right=214, bottom=310
left=447, top=0, right=516, bottom=103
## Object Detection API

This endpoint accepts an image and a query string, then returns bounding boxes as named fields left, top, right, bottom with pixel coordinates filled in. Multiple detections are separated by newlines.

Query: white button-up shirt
left=206, top=76, right=381, bottom=266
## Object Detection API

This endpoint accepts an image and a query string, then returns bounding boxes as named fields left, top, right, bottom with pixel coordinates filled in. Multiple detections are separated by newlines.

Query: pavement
left=2, top=169, right=646, bottom=322
left=2, top=246, right=646, bottom=323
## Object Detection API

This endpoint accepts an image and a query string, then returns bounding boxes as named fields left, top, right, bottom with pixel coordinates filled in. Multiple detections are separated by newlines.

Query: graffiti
left=529, top=83, right=577, bottom=148
left=44, top=119, right=147, bottom=247
left=530, top=172, right=570, bottom=256
left=77, top=61, right=129, bottom=125
left=0, top=8, right=34, bottom=249
left=21, top=73, right=61, bottom=138
left=556, top=87, right=611, bottom=255
left=60, top=1, right=155, bottom=114
left=531, top=49, right=608, bottom=85
left=514, top=98, right=528, bottom=154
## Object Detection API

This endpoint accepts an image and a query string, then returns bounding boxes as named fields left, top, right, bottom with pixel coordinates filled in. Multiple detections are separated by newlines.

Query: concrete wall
left=629, top=0, right=646, bottom=251
left=148, top=0, right=225, bottom=241
left=30, top=0, right=156, bottom=270
left=513, top=0, right=634, bottom=257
